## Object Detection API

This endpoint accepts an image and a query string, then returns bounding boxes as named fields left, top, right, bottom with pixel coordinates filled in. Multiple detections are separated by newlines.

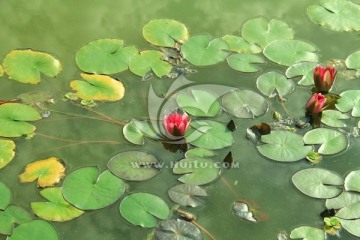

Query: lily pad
left=335, top=201, right=360, bottom=219
left=186, top=120, right=234, bottom=150
left=341, top=219, right=360, bottom=237
left=336, top=90, right=360, bottom=117
left=292, top=168, right=343, bottom=199
left=75, top=39, right=138, bottom=74
left=285, top=62, right=319, bottom=86
left=129, top=50, right=172, bottom=78
left=303, top=128, right=348, bottom=155
left=263, top=40, right=319, bottom=66
left=345, top=170, right=360, bottom=192
left=173, top=157, right=219, bottom=185
left=256, top=71, right=294, bottom=97
left=119, top=192, right=169, bottom=228
left=62, top=167, right=125, bottom=210
left=0, top=182, right=11, bottom=210
left=132, top=120, right=161, bottom=140
left=185, top=148, right=216, bottom=158
left=307, top=0, right=360, bottom=32
left=321, top=110, right=349, bottom=127
left=290, top=226, right=325, bottom=240
left=0, top=65, right=3, bottom=77
left=0, top=139, right=15, bottom=169
left=241, top=17, right=294, bottom=48
left=143, top=19, right=189, bottom=47
left=222, top=90, right=268, bottom=118
left=31, top=187, right=84, bottom=222
left=18, top=157, right=65, bottom=187
left=181, top=35, right=229, bottom=66
left=8, top=220, right=58, bottom=240
left=345, top=50, right=360, bottom=69
left=2, top=49, right=61, bottom=84
left=0, top=103, right=41, bottom=137
left=222, top=35, right=262, bottom=54
left=156, top=219, right=202, bottom=240
left=70, top=73, right=125, bottom=101
left=123, top=120, right=145, bottom=145
left=0, top=205, right=32, bottom=235
left=168, top=184, right=207, bottom=207
left=227, top=54, right=265, bottom=72
left=326, top=191, right=360, bottom=210
left=176, top=89, right=221, bottom=117
left=107, top=151, right=160, bottom=181
left=257, top=131, right=312, bottom=162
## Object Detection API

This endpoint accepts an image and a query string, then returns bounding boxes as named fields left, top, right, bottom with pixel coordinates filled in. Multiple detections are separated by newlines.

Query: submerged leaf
left=168, top=184, right=207, bottom=207
left=156, top=219, right=202, bottom=240
left=8, top=220, right=58, bottom=240
left=0, top=182, right=11, bottom=210
left=290, top=226, right=325, bottom=240
left=2, top=49, right=61, bottom=84
left=70, top=73, right=125, bottom=101
left=129, top=50, right=172, bottom=77
left=119, top=192, right=169, bottom=228
left=227, top=54, right=265, bottom=73
left=19, top=157, right=65, bottom=187
left=0, top=139, right=15, bottom=169
left=256, top=71, right=294, bottom=97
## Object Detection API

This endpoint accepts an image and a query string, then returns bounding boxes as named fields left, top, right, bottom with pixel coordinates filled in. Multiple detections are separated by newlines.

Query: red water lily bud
left=313, top=66, right=336, bottom=93
left=163, top=111, right=190, bottom=136
left=306, top=93, right=327, bottom=114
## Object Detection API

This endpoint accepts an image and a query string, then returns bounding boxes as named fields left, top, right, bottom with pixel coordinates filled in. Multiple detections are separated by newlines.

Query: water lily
left=306, top=93, right=327, bottom=114
left=313, top=66, right=336, bottom=93
left=163, top=111, right=190, bottom=137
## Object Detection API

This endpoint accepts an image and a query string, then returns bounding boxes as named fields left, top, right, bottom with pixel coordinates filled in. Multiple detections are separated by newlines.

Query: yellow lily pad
left=2, top=49, right=62, bottom=84
left=70, top=73, right=125, bottom=101
left=19, top=157, right=66, bottom=187
left=0, top=65, right=4, bottom=77
left=0, top=139, right=15, bottom=170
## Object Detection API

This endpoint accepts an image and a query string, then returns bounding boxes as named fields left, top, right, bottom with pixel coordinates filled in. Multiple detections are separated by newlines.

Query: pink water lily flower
left=163, top=111, right=190, bottom=137
left=306, top=93, right=327, bottom=114
left=313, top=66, right=337, bottom=93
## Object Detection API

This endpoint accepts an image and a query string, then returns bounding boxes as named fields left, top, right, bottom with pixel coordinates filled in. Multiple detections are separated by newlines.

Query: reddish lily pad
left=0, top=139, right=15, bottom=169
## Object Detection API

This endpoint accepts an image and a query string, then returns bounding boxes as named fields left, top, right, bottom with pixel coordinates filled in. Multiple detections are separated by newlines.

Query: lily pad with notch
left=181, top=35, right=229, bottom=66
left=326, top=191, right=360, bottom=210
left=2, top=49, right=61, bottom=84
left=0, top=139, right=15, bottom=170
left=227, top=54, right=265, bottom=73
left=119, top=192, right=169, bottom=228
left=336, top=90, right=360, bottom=117
left=256, top=71, right=294, bottom=98
left=168, top=184, right=207, bottom=207
left=0, top=205, right=32, bottom=235
left=7, top=220, right=58, bottom=240
left=292, top=168, right=343, bottom=199
left=303, top=128, right=348, bottom=155
left=290, top=226, right=325, bottom=240
left=222, top=90, right=268, bottom=118
left=70, top=73, right=125, bottom=101
left=222, top=35, right=262, bottom=54
left=155, top=219, right=202, bottom=240
left=107, top=151, right=160, bottom=181
left=62, top=167, right=125, bottom=210
left=122, top=120, right=145, bottom=145
left=344, top=170, right=360, bottom=192
left=0, top=103, right=41, bottom=137
left=75, top=39, right=138, bottom=74
left=321, top=110, right=349, bottom=127
left=285, top=62, right=318, bottom=86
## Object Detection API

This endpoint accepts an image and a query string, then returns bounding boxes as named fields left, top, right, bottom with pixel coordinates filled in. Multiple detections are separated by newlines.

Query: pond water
left=1, top=0, right=360, bottom=239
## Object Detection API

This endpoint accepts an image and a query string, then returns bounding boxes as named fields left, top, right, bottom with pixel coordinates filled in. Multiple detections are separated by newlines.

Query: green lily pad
left=335, top=201, right=360, bottom=219
left=0, top=65, right=3, bottom=77
left=227, top=54, right=265, bottom=72
left=75, top=39, right=138, bottom=74
left=222, top=35, right=262, bottom=54
left=123, top=120, right=145, bottom=145
left=345, top=170, right=360, bottom=192
left=70, top=73, right=125, bottom=101
left=168, top=184, right=207, bottom=207
left=31, top=187, right=84, bottom=222
left=119, top=192, right=169, bottom=228
left=186, top=120, right=234, bottom=150
left=222, top=90, right=268, bottom=118
left=176, top=89, right=221, bottom=117
left=0, top=182, right=11, bottom=210
left=241, top=17, right=294, bottom=48
left=292, top=168, right=343, bottom=199
left=326, top=191, right=360, bottom=210
left=303, top=128, right=348, bottom=155
left=173, top=157, right=219, bottom=185
left=290, top=226, right=325, bottom=240
left=181, top=35, right=229, bottom=66
left=107, top=151, right=160, bottom=181
left=155, top=219, right=202, bottom=240
left=143, top=19, right=189, bottom=47
left=2, top=49, right=61, bottom=84
left=257, top=131, right=312, bottom=162
left=0, top=103, right=41, bottom=137
left=341, top=219, right=360, bottom=237
left=185, top=148, right=216, bottom=158
left=263, top=40, right=319, bottom=66
left=132, top=120, right=161, bottom=140
left=62, top=167, right=125, bottom=210
left=345, top=50, right=360, bottom=69
left=321, top=110, right=349, bottom=127
left=0, top=205, right=32, bottom=235
left=285, top=62, right=319, bottom=86
left=0, top=139, right=16, bottom=170
left=307, top=0, right=360, bottom=32
left=8, top=220, right=58, bottom=240
left=256, top=71, right=294, bottom=97
left=129, top=50, right=172, bottom=77
left=336, top=90, right=360, bottom=117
